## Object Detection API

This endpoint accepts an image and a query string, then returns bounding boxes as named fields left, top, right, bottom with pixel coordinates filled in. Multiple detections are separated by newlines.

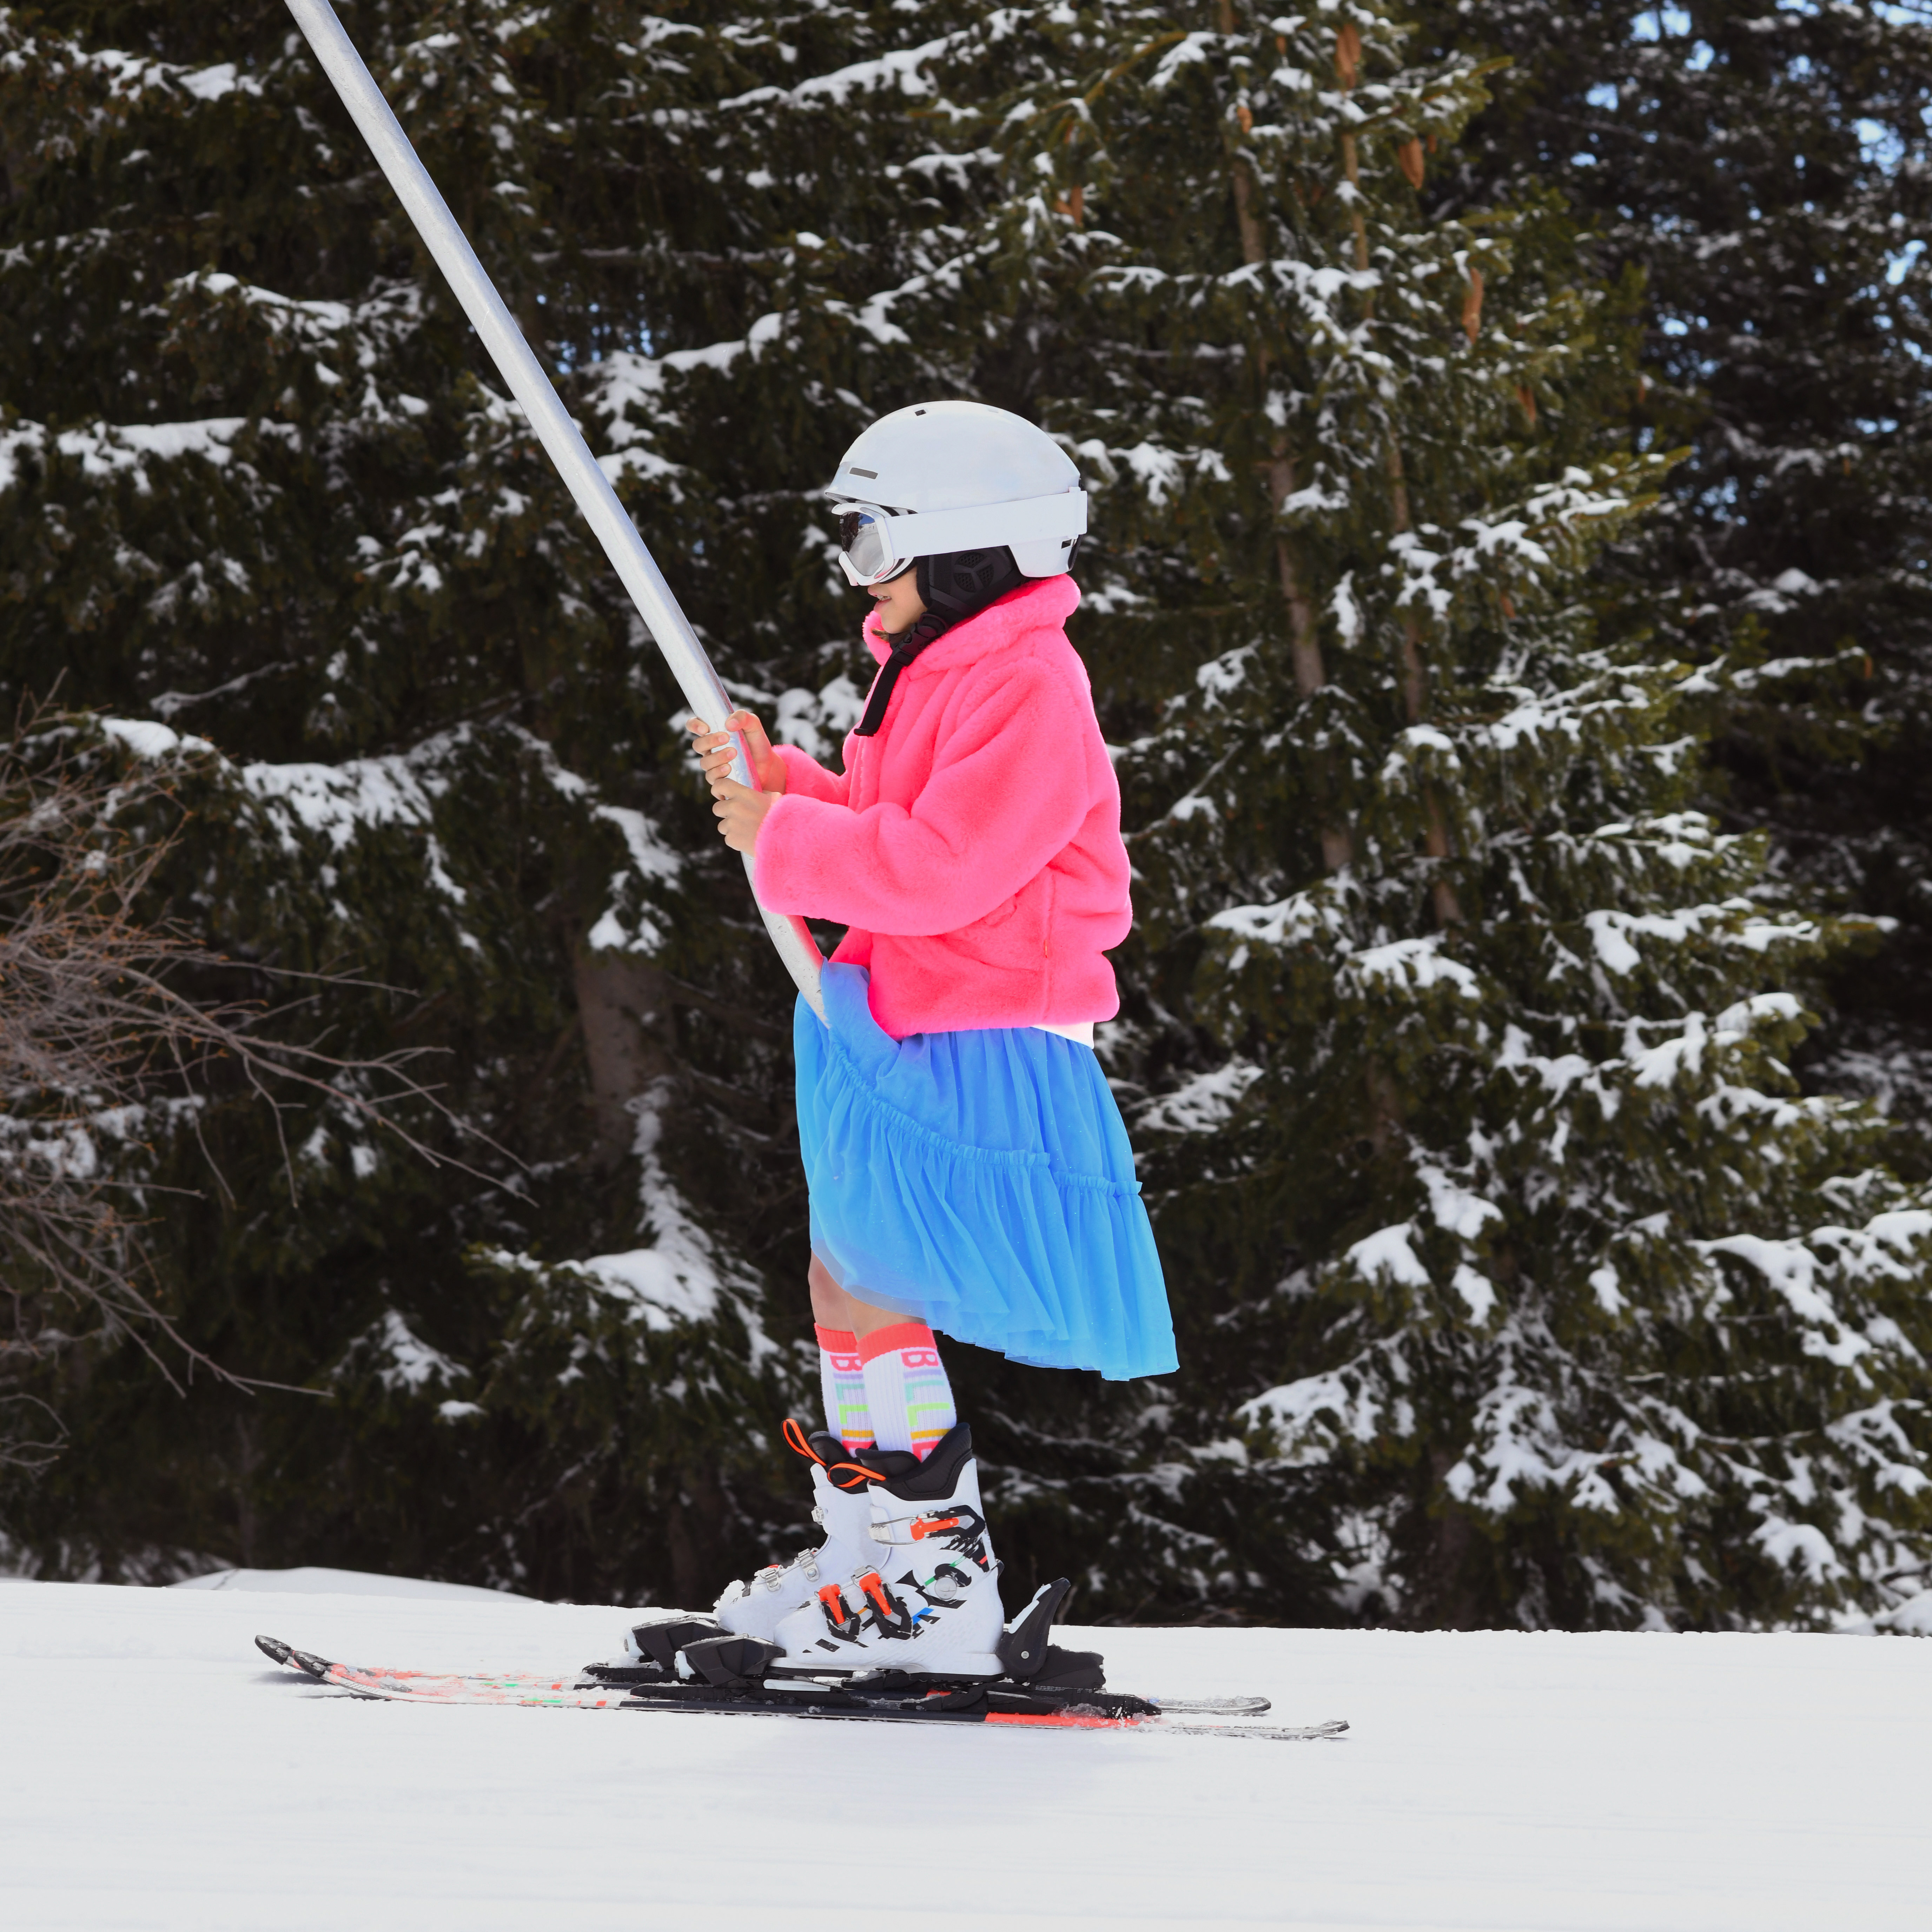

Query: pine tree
left=0, top=0, right=966, bottom=1594
left=913, top=0, right=1932, bottom=1627
left=6, top=0, right=1927, bottom=1633
left=1406, top=0, right=1932, bottom=1181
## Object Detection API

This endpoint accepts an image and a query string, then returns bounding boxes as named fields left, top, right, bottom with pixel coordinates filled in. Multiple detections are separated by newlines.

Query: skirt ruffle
left=795, top=962, right=1176, bottom=1380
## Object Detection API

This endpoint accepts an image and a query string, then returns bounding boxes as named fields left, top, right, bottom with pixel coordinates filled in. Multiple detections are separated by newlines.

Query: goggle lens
left=838, top=509, right=893, bottom=582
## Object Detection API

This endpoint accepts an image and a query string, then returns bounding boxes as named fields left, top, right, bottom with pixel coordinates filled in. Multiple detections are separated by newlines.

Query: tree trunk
left=573, top=952, right=674, bottom=1168
left=1384, top=443, right=1465, bottom=929
left=1221, top=0, right=1352, bottom=872
left=1422, top=1446, right=1490, bottom=1629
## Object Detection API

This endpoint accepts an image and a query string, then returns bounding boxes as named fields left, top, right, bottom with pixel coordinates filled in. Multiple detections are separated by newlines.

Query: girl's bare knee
left=807, top=1254, right=844, bottom=1326
left=807, top=1256, right=902, bottom=1339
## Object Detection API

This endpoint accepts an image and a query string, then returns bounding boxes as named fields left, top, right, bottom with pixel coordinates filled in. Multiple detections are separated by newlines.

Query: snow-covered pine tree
left=928, top=0, right=1932, bottom=1627
left=1409, top=0, right=1932, bottom=1183
left=0, top=0, right=989, bottom=1595
left=8, top=0, right=1926, bottom=1631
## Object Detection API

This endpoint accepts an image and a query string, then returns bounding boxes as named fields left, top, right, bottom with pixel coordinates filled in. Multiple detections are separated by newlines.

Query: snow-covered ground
left=2, top=1574, right=1926, bottom=1931
left=170, top=1563, right=533, bottom=1603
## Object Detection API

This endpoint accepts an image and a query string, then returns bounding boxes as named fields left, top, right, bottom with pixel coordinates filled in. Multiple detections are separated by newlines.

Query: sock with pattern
left=815, top=1325, right=874, bottom=1452
left=859, top=1321, right=957, bottom=1459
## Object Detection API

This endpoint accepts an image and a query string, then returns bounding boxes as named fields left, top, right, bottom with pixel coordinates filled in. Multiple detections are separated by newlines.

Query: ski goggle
left=830, top=489, right=1089, bottom=587
left=836, top=505, right=914, bottom=586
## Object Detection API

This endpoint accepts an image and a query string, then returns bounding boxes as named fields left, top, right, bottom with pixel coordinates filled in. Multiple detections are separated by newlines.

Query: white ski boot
left=712, top=1423, right=885, bottom=1641
left=769, top=1423, right=1006, bottom=1679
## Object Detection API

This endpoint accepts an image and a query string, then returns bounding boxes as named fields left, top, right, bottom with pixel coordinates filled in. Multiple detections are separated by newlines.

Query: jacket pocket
left=952, top=875, right=1046, bottom=969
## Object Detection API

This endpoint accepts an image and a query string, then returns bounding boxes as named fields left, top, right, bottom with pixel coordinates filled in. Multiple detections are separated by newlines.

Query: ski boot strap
left=782, top=1416, right=881, bottom=1492
left=869, top=1500, right=988, bottom=1550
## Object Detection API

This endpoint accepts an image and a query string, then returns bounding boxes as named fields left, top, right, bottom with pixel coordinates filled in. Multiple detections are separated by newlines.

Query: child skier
left=686, top=401, right=1175, bottom=1678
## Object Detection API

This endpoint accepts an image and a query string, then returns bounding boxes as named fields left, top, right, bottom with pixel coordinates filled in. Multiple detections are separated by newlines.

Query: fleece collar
left=862, top=573, right=1081, bottom=672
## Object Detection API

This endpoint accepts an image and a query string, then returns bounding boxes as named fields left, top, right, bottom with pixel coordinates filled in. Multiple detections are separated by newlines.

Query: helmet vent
left=847, top=466, right=877, bottom=478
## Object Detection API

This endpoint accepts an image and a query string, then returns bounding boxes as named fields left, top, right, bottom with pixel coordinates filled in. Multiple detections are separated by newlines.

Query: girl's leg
left=807, top=1254, right=906, bottom=1341
left=807, top=1255, right=957, bottom=1460
left=808, top=1256, right=875, bottom=1453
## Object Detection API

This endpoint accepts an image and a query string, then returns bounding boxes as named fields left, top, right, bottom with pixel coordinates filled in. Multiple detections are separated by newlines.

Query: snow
left=577, top=1246, right=725, bottom=1326
left=0, top=416, right=275, bottom=496
left=590, top=803, right=681, bottom=885
left=99, top=716, right=204, bottom=759
left=1348, top=935, right=1481, bottom=997
left=1136, top=1060, right=1262, bottom=1135
left=1346, top=1222, right=1432, bottom=1287
left=1451, top=1262, right=1497, bottom=1321
left=241, top=753, right=435, bottom=852
left=362, top=1310, right=466, bottom=1394
left=176, top=62, right=242, bottom=101
left=170, top=1566, right=531, bottom=1604
left=2, top=1575, right=1927, bottom=1929
left=772, top=675, right=866, bottom=761
left=1208, top=884, right=1350, bottom=950
left=1419, top=1163, right=1504, bottom=1240
left=1878, top=1588, right=1932, bottom=1635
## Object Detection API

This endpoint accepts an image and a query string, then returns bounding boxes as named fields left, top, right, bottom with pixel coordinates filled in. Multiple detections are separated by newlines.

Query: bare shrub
left=0, top=706, right=482, bottom=1468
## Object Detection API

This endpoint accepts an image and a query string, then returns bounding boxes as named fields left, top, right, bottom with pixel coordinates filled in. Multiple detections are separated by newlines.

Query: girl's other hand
left=710, top=777, right=776, bottom=855
left=688, top=710, right=783, bottom=855
left=686, top=710, right=786, bottom=796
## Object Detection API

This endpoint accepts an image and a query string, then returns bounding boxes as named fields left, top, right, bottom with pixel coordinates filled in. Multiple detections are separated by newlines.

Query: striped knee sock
left=815, top=1325, right=874, bottom=1452
left=859, top=1321, right=957, bottom=1459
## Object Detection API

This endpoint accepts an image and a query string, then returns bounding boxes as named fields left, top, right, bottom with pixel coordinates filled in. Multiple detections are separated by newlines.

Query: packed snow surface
left=169, top=1564, right=533, bottom=1603
left=2, top=1576, right=1927, bottom=1931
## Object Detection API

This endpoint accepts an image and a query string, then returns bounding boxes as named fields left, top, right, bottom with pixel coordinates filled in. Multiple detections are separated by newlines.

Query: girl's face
left=868, top=564, right=926, bottom=635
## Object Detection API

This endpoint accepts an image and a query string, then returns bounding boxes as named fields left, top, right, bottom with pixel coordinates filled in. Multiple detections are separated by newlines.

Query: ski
left=607, top=1682, right=1347, bottom=1742
left=255, top=1636, right=1344, bottom=1741
left=255, top=1636, right=651, bottom=1708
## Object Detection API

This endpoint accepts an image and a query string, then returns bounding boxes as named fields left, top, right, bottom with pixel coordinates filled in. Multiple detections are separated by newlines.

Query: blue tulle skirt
left=795, top=963, right=1176, bottom=1381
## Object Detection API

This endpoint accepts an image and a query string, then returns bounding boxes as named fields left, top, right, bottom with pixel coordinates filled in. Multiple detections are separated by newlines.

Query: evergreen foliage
left=0, top=0, right=851, bottom=1597
left=1, top=0, right=1926, bottom=1629
left=902, top=0, right=1932, bottom=1627
left=1408, top=0, right=1932, bottom=1179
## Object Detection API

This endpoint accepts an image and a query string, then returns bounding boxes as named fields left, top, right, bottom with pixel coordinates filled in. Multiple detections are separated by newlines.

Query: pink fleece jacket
left=754, top=575, right=1131, bottom=1040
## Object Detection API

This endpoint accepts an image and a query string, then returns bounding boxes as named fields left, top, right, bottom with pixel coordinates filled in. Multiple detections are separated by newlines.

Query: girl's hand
left=687, top=710, right=784, bottom=856
left=710, top=776, right=777, bottom=855
left=687, top=710, right=786, bottom=796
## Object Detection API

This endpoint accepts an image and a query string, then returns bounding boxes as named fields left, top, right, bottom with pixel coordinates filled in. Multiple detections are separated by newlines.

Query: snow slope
left=2, top=1575, right=1926, bottom=1931
left=170, top=1564, right=534, bottom=1603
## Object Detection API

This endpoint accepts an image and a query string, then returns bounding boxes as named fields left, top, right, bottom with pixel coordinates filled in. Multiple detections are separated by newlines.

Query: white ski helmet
left=825, top=400, right=1087, bottom=585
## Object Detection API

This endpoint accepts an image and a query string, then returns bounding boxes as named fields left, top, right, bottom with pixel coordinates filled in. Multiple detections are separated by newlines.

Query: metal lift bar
left=282, top=0, right=826, bottom=1019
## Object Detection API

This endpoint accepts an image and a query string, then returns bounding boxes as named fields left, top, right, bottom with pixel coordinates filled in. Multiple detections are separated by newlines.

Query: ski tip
left=1161, top=1715, right=1350, bottom=1742
left=1149, top=1695, right=1274, bottom=1716
left=255, top=1635, right=330, bottom=1680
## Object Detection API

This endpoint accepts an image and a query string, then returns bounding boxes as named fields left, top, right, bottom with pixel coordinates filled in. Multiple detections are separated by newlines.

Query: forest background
left=3, top=0, right=1931, bottom=1634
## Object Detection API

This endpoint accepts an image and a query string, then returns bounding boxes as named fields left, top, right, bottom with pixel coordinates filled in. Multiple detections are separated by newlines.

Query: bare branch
left=0, top=700, right=508, bottom=1464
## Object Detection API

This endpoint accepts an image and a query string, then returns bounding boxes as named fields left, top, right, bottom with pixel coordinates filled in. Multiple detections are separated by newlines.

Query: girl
left=686, top=401, right=1174, bottom=1676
